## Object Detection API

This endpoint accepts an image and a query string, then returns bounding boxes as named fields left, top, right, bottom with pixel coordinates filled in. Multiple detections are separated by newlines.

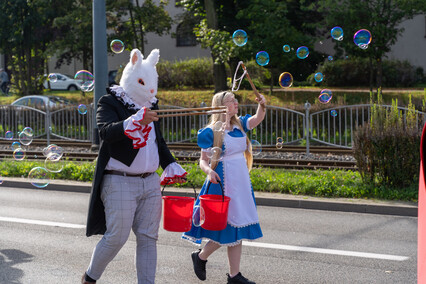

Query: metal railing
left=1, top=103, right=425, bottom=153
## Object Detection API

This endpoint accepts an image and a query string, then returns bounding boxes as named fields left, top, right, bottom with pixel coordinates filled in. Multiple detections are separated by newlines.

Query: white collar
left=110, top=85, right=158, bottom=110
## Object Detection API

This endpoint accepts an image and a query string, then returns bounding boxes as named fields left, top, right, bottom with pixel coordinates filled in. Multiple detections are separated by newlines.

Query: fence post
left=304, top=101, right=311, bottom=155
left=45, top=107, right=50, bottom=146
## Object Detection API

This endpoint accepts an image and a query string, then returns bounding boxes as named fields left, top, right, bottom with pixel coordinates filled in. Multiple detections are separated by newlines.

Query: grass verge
left=0, top=160, right=417, bottom=202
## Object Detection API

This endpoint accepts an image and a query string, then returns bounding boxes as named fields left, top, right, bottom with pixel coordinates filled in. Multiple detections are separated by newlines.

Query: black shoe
left=227, top=272, right=256, bottom=284
left=191, top=249, right=207, bottom=281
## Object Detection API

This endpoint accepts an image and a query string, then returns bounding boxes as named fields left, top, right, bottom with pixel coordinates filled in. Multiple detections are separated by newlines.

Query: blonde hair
left=206, top=91, right=253, bottom=171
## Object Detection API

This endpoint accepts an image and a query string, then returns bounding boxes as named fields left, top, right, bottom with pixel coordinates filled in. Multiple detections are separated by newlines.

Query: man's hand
left=139, top=109, right=158, bottom=125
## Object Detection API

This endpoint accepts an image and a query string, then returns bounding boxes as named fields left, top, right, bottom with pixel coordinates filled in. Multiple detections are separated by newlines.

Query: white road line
left=243, top=241, right=409, bottom=261
left=0, top=216, right=86, bottom=229
left=0, top=217, right=410, bottom=261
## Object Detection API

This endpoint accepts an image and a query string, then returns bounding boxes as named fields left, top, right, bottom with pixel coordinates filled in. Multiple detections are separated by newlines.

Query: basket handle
left=161, top=178, right=197, bottom=199
left=205, top=180, right=225, bottom=202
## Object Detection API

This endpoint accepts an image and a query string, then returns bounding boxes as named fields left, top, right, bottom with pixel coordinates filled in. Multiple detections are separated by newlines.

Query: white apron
left=222, top=129, right=259, bottom=227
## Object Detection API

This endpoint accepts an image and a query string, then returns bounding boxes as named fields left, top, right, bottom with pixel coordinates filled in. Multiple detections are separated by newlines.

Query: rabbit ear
left=130, top=49, right=143, bottom=66
left=145, top=49, right=160, bottom=66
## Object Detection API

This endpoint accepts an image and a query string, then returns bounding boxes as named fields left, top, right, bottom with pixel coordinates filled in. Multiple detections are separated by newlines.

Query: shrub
left=310, top=57, right=421, bottom=87
left=353, top=90, right=423, bottom=187
left=157, top=58, right=214, bottom=89
left=156, top=58, right=271, bottom=90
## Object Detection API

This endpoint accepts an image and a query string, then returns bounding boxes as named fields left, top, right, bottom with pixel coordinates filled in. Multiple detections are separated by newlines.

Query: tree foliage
left=106, top=0, right=173, bottom=54
left=0, top=0, right=65, bottom=95
left=306, top=0, right=426, bottom=89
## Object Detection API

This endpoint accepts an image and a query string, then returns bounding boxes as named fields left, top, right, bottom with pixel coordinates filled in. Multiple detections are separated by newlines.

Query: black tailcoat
left=86, top=90, right=175, bottom=236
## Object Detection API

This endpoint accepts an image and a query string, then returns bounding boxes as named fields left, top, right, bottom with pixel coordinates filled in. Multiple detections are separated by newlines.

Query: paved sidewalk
left=1, top=177, right=418, bottom=217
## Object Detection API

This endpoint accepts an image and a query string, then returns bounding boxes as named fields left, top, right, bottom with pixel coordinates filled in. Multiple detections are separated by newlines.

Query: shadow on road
left=0, top=249, right=34, bottom=284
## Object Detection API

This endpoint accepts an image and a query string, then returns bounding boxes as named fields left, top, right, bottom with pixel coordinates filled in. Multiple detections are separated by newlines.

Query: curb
left=2, top=178, right=418, bottom=217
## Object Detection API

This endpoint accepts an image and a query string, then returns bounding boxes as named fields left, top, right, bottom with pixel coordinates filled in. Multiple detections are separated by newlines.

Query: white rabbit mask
left=119, top=48, right=159, bottom=107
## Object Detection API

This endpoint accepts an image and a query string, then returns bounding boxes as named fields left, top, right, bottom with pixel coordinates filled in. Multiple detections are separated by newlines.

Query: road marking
left=0, top=216, right=410, bottom=261
left=0, top=216, right=86, bottom=229
left=243, top=242, right=409, bottom=261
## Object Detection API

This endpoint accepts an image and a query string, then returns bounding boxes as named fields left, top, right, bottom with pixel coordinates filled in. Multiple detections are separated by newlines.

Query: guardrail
left=1, top=103, right=425, bottom=154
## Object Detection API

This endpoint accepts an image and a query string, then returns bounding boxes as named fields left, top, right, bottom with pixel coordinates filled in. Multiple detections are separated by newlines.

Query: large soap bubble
left=110, top=39, right=125, bottom=54
left=318, top=89, right=333, bottom=104
left=232, top=29, right=248, bottom=46
left=75, top=70, right=95, bottom=92
left=296, top=46, right=309, bottom=59
left=331, top=26, right=344, bottom=41
left=353, top=29, right=372, bottom=49
left=256, top=51, right=269, bottom=66
left=192, top=205, right=205, bottom=227
left=278, top=72, right=293, bottom=88
left=28, top=167, right=50, bottom=188
left=314, top=72, right=324, bottom=82
left=251, top=140, right=262, bottom=156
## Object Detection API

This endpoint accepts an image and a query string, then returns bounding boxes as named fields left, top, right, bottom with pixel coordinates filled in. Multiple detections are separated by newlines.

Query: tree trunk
left=135, top=0, right=145, bottom=53
left=128, top=3, right=139, bottom=50
left=205, top=0, right=227, bottom=92
left=369, top=57, right=374, bottom=93
left=376, top=57, right=382, bottom=92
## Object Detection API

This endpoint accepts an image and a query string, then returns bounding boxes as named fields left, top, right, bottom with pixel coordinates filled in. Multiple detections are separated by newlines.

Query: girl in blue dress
left=182, top=91, right=266, bottom=284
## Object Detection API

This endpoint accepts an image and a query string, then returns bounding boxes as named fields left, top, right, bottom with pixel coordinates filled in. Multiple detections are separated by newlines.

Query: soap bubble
left=22, top=127, right=33, bottom=136
left=353, top=29, right=372, bottom=49
left=318, top=89, right=333, bottom=104
left=5, top=131, right=13, bottom=140
left=110, top=39, right=125, bottom=53
left=251, top=140, right=262, bottom=156
left=19, top=131, right=33, bottom=146
left=192, top=205, right=205, bottom=227
left=278, top=72, right=293, bottom=88
left=48, top=73, right=58, bottom=83
left=43, top=144, right=64, bottom=159
left=256, top=51, right=269, bottom=66
left=314, top=72, right=324, bottom=82
left=44, top=154, right=64, bottom=173
left=331, top=26, right=344, bottom=41
left=13, top=148, right=25, bottom=161
left=78, top=104, right=87, bottom=115
left=74, top=70, right=94, bottom=92
left=232, top=29, right=248, bottom=46
left=276, top=142, right=283, bottom=149
left=210, top=147, right=223, bottom=161
left=282, top=45, right=291, bottom=53
left=11, top=142, right=21, bottom=151
left=296, top=46, right=309, bottom=59
left=28, top=167, right=50, bottom=188
left=213, top=121, right=225, bottom=132
left=328, top=56, right=333, bottom=61
left=330, top=110, right=338, bottom=117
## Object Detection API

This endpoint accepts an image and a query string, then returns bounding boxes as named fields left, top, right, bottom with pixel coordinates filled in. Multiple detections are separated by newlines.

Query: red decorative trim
left=124, top=108, right=152, bottom=149
left=160, top=172, right=188, bottom=185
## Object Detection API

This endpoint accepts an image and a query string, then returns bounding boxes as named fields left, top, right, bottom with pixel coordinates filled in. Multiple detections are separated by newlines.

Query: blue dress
left=182, top=115, right=263, bottom=246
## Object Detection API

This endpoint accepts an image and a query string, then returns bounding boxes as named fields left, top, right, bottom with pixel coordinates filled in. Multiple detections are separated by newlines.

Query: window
left=176, top=22, right=197, bottom=47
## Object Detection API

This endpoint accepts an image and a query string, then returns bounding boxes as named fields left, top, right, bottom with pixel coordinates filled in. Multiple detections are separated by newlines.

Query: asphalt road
left=0, top=186, right=417, bottom=284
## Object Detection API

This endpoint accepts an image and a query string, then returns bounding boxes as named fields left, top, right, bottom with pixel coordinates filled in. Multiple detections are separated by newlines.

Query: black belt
left=104, top=170, right=153, bottom=178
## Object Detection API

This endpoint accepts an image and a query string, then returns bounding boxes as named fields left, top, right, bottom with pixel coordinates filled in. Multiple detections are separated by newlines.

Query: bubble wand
left=232, top=61, right=265, bottom=110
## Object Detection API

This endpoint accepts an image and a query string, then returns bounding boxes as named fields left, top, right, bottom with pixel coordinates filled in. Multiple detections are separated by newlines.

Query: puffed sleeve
left=197, top=127, right=214, bottom=149
left=239, top=114, right=253, bottom=132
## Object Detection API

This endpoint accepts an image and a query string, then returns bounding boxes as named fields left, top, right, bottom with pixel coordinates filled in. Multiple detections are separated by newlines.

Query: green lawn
left=1, top=87, right=424, bottom=111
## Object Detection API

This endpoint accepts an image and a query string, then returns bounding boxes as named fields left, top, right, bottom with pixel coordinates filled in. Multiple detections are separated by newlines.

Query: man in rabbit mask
left=82, top=49, right=187, bottom=284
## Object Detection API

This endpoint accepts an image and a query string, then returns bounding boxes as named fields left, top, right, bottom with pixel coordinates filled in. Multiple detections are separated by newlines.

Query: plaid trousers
left=86, top=173, right=162, bottom=283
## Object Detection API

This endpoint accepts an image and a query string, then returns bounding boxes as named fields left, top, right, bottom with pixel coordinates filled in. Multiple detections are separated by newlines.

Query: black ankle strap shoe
left=227, top=272, right=256, bottom=284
